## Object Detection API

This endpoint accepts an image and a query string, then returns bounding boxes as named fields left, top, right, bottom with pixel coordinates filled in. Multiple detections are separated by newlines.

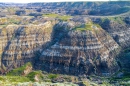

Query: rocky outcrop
left=40, top=22, right=120, bottom=75
left=23, top=64, right=32, bottom=76
left=91, top=17, right=130, bottom=48
left=0, top=21, right=55, bottom=73
left=0, top=1, right=130, bottom=78
left=0, top=16, right=123, bottom=75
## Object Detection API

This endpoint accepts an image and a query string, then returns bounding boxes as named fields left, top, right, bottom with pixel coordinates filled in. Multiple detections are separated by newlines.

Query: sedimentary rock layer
left=0, top=21, right=54, bottom=73
left=40, top=23, right=119, bottom=75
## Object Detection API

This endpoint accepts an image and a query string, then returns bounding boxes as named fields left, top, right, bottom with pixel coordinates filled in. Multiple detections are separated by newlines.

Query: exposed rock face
left=0, top=17, right=122, bottom=75
left=40, top=23, right=119, bottom=75
left=34, top=74, right=40, bottom=82
left=91, top=17, right=130, bottom=48
left=0, top=21, right=54, bottom=73
left=23, top=65, right=32, bottom=76
left=0, top=1, right=130, bottom=77
left=102, top=21, right=130, bottom=48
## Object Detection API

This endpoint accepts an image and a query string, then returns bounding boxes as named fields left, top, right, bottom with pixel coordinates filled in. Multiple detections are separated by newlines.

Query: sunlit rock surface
left=0, top=21, right=54, bottom=73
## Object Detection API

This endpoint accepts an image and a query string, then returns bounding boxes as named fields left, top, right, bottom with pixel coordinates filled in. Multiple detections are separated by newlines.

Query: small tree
left=15, top=10, right=26, bottom=16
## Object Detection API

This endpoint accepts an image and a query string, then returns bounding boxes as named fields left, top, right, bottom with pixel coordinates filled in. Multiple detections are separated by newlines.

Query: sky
left=0, top=0, right=112, bottom=3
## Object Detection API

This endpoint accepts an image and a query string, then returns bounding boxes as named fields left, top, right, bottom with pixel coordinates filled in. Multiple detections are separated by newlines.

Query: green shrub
left=0, top=76, right=5, bottom=81
left=7, top=62, right=32, bottom=76
left=82, top=80, right=90, bottom=86
left=48, top=74, right=58, bottom=79
left=27, top=71, right=43, bottom=81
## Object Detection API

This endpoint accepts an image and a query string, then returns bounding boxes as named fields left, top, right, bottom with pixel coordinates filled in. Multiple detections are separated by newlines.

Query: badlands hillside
left=0, top=1, right=130, bottom=86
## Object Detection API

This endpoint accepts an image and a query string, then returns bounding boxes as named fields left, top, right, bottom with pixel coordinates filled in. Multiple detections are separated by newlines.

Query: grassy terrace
left=101, top=17, right=125, bottom=24
left=73, top=24, right=92, bottom=31
left=43, top=13, right=72, bottom=21
left=73, top=22, right=100, bottom=31
left=43, top=13, right=59, bottom=18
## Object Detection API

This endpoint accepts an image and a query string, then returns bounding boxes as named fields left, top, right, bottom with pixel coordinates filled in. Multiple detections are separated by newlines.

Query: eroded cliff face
left=0, top=16, right=122, bottom=75
left=0, top=21, right=54, bottom=73
left=91, top=17, right=130, bottom=48
left=102, top=21, right=130, bottom=48
left=40, top=22, right=120, bottom=75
